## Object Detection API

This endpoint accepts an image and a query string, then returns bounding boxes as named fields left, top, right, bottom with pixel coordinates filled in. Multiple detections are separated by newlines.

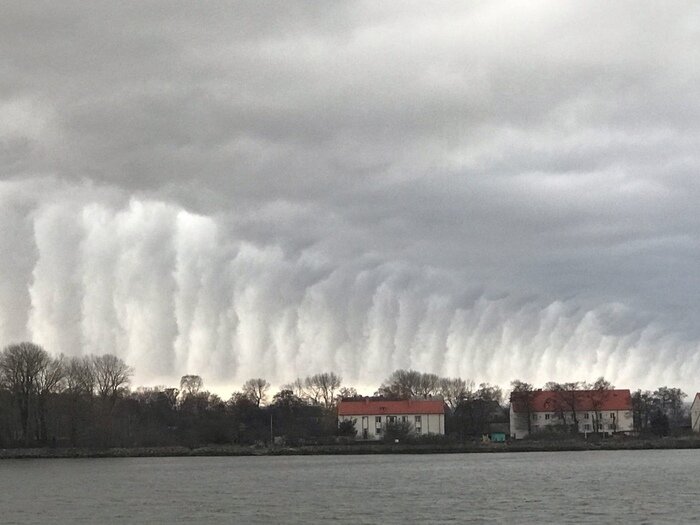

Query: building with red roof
left=337, top=397, right=445, bottom=440
left=510, top=389, right=633, bottom=439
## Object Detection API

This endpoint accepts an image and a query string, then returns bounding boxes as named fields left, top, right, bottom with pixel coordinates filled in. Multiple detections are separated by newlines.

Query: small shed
left=487, top=422, right=509, bottom=443
left=489, top=432, right=507, bottom=443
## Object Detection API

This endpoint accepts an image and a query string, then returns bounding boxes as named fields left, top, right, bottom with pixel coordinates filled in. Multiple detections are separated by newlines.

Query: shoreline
left=3, top=437, right=700, bottom=459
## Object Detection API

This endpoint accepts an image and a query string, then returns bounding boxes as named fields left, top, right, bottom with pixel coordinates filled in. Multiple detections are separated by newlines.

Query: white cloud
left=1, top=2, right=700, bottom=393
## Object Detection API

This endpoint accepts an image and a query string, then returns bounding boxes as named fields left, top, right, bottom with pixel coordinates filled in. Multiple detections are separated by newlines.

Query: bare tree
left=92, top=354, right=132, bottom=406
left=0, top=342, right=51, bottom=445
left=587, top=377, right=614, bottom=433
left=92, top=354, right=132, bottom=446
left=453, top=383, right=505, bottom=437
left=439, top=377, right=474, bottom=412
left=66, top=356, right=96, bottom=394
left=376, top=369, right=423, bottom=399
left=417, top=373, right=441, bottom=397
left=654, top=386, right=687, bottom=429
left=376, top=369, right=420, bottom=398
left=282, top=378, right=307, bottom=400
left=179, top=375, right=204, bottom=400
left=163, top=387, right=179, bottom=409
left=35, top=354, right=66, bottom=443
left=242, top=378, right=271, bottom=406
left=304, top=372, right=342, bottom=408
left=632, top=389, right=654, bottom=433
left=64, top=356, right=95, bottom=446
left=338, top=386, right=358, bottom=399
left=592, top=376, right=614, bottom=391
left=545, top=381, right=582, bottom=432
left=476, top=383, right=503, bottom=404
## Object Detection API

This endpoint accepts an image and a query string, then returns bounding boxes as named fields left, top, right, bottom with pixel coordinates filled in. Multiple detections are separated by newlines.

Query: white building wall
left=510, top=405, right=530, bottom=439
left=691, top=395, right=700, bottom=432
left=425, top=413, right=444, bottom=435
left=512, top=408, right=634, bottom=439
left=339, top=413, right=444, bottom=440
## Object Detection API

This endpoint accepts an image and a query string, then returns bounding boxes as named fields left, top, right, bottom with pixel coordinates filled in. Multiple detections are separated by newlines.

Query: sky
left=1, top=1, right=700, bottom=395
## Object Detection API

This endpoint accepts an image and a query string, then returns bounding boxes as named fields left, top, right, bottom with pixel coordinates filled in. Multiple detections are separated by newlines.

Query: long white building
left=510, top=389, right=634, bottom=439
left=337, top=398, right=445, bottom=440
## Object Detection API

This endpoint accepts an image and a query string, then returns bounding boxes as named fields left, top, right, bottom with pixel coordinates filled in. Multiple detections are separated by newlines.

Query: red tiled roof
left=337, top=398, right=445, bottom=416
left=511, top=389, right=632, bottom=413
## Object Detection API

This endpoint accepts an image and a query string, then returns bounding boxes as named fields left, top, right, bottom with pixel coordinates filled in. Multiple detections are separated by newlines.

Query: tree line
left=0, top=343, right=351, bottom=448
left=0, top=341, right=692, bottom=448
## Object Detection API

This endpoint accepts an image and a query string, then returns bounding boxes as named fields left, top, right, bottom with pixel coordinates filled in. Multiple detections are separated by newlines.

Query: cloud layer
left=1, top=2, right=700, bottom=392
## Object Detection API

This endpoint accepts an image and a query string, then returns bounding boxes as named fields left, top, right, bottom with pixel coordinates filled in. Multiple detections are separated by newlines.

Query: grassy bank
left=4, top=436, right=700, bottom=459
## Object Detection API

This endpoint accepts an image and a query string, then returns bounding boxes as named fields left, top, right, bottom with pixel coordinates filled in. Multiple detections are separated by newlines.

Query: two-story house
left=510, top=389, right=633, bottom=439
left=337, top=397, right=445, bottom=440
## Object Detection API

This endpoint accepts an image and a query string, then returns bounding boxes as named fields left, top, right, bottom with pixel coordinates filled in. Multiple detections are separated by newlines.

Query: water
left=1, top=450, right=699, bottom=524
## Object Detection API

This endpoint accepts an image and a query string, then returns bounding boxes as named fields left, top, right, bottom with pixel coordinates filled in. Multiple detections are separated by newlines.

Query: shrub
left=382, top=420, right=413, bottom=443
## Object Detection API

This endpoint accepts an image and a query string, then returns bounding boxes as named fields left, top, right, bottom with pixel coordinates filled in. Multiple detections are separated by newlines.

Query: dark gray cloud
left=1, top=2, right=700, bottom=392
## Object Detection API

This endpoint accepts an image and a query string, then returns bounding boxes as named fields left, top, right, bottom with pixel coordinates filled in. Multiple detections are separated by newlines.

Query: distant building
left=510, top=389, right=634, bottom=439
left=337, top=398, right=445, bottom=440
left=691, top=393, right=700, bottom=432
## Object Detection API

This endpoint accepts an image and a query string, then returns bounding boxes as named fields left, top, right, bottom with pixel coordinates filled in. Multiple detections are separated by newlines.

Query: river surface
left=1, top=449, right=699, bottom=524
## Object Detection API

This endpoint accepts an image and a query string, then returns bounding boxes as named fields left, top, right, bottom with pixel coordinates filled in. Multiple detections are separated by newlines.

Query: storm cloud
left=1, top=2, right=700, bottom=392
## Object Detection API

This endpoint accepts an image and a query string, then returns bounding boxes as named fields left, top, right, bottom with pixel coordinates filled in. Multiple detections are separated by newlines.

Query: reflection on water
left=1, top=450, right=699, bottom=524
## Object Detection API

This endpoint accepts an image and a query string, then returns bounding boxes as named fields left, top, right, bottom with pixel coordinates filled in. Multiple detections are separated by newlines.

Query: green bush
left=382, top=420, right=414, bottom=443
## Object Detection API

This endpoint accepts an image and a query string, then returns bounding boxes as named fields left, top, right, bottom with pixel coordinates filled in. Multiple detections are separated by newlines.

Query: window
left=415, top=415, right=422, bottom=423
left=584, top=424, right=591, bottom=431
left=545, top=414, right=550, bottom=420
left=376, top=427, right=382, bottom=434
left=388, top=416, right=396, bottom=423
left=401, top=416, right=407, bottom=422
left=375, top=416, right=382, bottom=424
left=532, top=414, right=538, bottom=421
left=610, top=412, right=615, bottom=419
left=584, top=413, right=589, bottom=420
left=415, top=426, right=422, bottom=434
